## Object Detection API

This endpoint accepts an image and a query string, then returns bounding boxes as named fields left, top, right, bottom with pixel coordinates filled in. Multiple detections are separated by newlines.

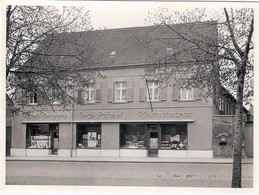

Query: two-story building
left=10, top=22, right=252, bottom=159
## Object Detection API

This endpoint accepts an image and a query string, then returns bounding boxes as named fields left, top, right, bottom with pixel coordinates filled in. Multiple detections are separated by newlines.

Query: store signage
left=23, top=112, right=68, bottom=120
left=29, top=135, right=51, bottom=149
left=77, top=111, right=123, bottom=120
left=138, top=111, right=192, bottom=118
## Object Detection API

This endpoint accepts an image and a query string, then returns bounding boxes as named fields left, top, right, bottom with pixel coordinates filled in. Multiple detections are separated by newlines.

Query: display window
left=77, top=123, right=101, bottom=149
left=120, top=123, right=146, bottom=149
left=160, top=123, right=187, bottom=150
left=26, top=124, right=58, bottom=149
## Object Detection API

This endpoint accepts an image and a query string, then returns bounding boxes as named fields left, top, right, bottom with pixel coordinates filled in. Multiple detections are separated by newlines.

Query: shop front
left=26, top=123, right=59, bottom=156
left=11, top=107, right=213, bottom=158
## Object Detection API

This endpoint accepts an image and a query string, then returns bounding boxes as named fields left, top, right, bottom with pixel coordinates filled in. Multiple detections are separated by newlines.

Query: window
left=109, top=51, right=116, bottom=57
left=29, top=89, right=38, bottom=104
left=78, top=83, right=102, bottom=104
left=180, top=88, right=194, bottom=100
left=26, top=124, right=52, bottom=149
left=120, top=123, right=146, bottom=149
left=146, top=81, right=159, bottom=101
left=161, top=124, right=187, bottom=150
left=115, top=82, right=127, bottom=102
left=85, top=85, right=95, bottom=103
left=50, top=89, right=61, bottom=104
left=77, top=124, right=101, bottom=149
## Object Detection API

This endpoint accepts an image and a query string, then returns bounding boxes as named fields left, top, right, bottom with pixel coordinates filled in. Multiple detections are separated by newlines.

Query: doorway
left=50, top=124, right=59, bottom=155
left=147, top=124, right=160, bottom=157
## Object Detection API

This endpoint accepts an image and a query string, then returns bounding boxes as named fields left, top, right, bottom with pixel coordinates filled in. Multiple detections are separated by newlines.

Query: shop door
left=147, top=124, right=160, bottom=157
left=50, top=125, right=59, bottom=155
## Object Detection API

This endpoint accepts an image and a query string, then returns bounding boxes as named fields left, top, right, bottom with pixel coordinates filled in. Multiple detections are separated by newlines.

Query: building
left=10, top=22, right=252, bottom=158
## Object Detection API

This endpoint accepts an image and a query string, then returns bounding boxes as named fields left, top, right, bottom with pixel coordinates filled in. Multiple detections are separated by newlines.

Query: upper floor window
left=180, top=88, right=194, bottom=100
left=85, top=85, right=95, bottom=103
left=146, top=81, right=159, bottom=101
left=29, top=89, right=38, bottom=104
left=115, top=82, right=127, bottom=102
left=78, top=83, right=102, bottom=104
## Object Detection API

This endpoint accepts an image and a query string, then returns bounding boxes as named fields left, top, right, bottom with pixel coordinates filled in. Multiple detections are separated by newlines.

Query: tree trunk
left=231, top=70, right=245, bottom=188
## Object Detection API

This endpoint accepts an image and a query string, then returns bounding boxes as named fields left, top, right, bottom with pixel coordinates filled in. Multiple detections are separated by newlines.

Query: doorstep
left=5, top=156, right=253, bottom=164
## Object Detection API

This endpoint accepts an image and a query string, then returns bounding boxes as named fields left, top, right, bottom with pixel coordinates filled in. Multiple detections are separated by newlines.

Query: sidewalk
left=6, top=156, right=253, bottom=164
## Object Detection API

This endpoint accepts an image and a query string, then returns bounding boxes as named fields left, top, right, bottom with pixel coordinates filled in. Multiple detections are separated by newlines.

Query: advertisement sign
left=30, top=135, right=51, bottom=148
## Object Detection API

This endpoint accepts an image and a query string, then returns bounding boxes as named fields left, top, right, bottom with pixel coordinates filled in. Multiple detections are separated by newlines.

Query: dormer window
left=166, top=48, right=173, bottom=53
left=109, top=51, right=116, bottom=57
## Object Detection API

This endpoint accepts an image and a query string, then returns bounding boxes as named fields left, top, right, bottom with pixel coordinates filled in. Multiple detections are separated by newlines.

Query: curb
left=5, top=157, right=254, bottom=164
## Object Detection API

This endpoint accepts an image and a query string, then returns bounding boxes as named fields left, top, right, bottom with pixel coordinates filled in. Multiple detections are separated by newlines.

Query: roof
left=27, top=21, right=218, bottom=69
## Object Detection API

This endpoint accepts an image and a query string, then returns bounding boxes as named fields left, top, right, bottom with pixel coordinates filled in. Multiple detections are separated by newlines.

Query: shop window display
left=120, top=123, right=146, bottom=149
left=77, top=124, right=101, bottom=149
left=160, top=124, right=187, bottom=150
left=26, top=124, right=52, bottom=149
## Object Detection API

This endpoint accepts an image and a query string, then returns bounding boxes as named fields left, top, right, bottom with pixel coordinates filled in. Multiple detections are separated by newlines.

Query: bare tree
left=141, top=7, right=253, bottom=188
left=6, top=5, right=103, bottom=113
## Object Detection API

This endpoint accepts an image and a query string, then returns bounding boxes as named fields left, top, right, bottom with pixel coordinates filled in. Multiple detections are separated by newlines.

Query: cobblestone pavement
left=6, top=161, right=253, bottom=188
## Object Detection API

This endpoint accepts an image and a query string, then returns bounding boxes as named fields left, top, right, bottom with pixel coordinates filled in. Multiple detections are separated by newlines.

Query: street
left=6, top=160, right=253, bottom=188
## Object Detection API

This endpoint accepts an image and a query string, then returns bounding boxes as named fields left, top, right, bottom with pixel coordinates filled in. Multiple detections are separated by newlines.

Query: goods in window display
left=121, top=133, right=146, bottom=149
left=28, top=135, right=51, bottom=148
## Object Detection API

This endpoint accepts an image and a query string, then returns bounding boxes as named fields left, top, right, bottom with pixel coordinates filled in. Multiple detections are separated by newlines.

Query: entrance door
left=147, top=124, right=160, bottom=157
left=50, top=125, right=59, bottom=155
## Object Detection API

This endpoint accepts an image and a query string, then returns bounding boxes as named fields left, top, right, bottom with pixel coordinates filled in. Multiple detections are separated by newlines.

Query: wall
left=212, top=115, right=253, bottom=158
left=244, top=122, right=253, bottom=158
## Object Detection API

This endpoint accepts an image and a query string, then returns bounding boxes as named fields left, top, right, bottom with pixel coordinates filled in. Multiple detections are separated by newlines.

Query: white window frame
left=50, top=89, right=61, bottom=105
left=114, top=82, right=127, bottom=102
left=29, top=89, right=38, bottom=104
left=84, top=85, right=95, bottom=103
left=146, top=81, right=159, bottom=102
left=180, top=88, right=194, bottom=100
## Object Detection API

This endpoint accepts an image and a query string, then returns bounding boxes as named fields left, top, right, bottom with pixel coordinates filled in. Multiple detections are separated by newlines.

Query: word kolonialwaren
left=138, top=111, right=192, bottom=118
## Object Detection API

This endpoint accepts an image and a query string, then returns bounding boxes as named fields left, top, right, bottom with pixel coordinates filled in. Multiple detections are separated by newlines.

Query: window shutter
left=95, top=83, right=102, bottom=103
left=195, top=88, right=202, bottom=100
left=21, top=91, right=29, bottom=105
left=15, top=90, right=23, bottom=104
left=139, top=81, right=145, bottom=102
left=107, top=81, right=113, bottom=103
left=160, top=86, right=167, bottom=101
left=127, top=81, right=134, bottom=102
left=172, top=85, right=179, bottom=101
left=77, top=89, right=83, bottom=104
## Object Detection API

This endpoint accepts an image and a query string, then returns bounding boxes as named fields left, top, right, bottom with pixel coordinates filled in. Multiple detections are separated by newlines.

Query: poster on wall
left=88, top=132, right=97, bottom=147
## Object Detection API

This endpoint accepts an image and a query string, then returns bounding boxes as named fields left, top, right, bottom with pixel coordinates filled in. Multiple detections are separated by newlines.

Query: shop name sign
left=77, top=111, right=123, bottom=120
left=138, top=111, right=192, bottom=118
left=23, top=112, right=68, bottom=120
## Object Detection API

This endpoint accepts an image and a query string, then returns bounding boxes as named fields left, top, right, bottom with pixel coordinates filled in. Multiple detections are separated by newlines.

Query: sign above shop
left=138, top=111, right=192, bottom=118
left=23, top=112, right=68, bottom=120
left=77, top=111, right=123, bottom=120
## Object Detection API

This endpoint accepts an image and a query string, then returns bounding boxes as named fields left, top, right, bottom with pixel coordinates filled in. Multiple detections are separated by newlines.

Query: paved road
left=6, top=161, right=253, bottom=188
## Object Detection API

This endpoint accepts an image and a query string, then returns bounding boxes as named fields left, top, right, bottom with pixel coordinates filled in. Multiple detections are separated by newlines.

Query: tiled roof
left=29, top=21, right=218, bottom=69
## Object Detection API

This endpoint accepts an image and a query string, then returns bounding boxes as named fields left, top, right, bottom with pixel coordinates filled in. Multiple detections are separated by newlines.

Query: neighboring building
left=10, top=22, right=253, bottom=158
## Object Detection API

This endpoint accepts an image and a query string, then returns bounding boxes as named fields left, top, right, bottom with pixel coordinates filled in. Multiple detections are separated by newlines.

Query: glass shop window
left=26, top=124, right=51, bottom=149
left=161, top=124, right=187, bottom=150
left=120, top=123, right=146, bottom=149
left=77, top=124, right=101, bottom=149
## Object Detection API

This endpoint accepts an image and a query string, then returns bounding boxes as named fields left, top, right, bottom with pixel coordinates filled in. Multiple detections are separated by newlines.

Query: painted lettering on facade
left=138, top=111, right=192, bottom=118
left=77, top=111, right=123, bottom=119
left=23, top=112, right=68, bottom=120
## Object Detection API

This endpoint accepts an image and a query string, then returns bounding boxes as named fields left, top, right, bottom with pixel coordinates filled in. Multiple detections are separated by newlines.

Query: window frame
left=180, top=88, right=194, bottom=101
left=114, top=81, right=127, bottom=103
left=84, top=85, right=96, bottom=104
left=146, top=81, right=160, bottom=102
left=28, top=89, right=38, bottom=105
